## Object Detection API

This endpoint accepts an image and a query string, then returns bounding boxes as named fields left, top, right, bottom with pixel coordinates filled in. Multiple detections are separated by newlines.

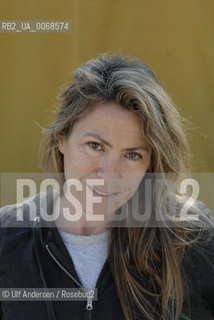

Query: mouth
left=86, top=184, right=117, bottom=198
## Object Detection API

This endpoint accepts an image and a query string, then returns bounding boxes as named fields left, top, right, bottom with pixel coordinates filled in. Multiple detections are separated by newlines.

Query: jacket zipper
left=45, top=244, right=93, bottom=314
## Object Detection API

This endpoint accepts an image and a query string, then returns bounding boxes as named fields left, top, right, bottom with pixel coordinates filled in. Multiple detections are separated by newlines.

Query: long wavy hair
left=39, top=53, right=214, bottom=320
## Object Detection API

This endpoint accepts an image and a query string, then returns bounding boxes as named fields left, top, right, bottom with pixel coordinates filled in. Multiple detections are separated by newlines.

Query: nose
left=96, top=154, right=121, bottom=180
left=94, top=155, right=126, bottom=194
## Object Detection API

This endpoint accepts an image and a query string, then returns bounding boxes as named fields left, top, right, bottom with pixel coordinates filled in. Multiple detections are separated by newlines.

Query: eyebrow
left=82, top=133, right=149, bottom=152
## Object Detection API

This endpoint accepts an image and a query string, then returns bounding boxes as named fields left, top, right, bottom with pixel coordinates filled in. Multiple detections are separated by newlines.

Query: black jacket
left=0, top=190, right=214, bottom=320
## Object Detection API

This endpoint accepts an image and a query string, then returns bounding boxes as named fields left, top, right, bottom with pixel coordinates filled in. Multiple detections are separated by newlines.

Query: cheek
left=123, top=173, right=145, bottom=199
left=63, top=151, right=96, bottom=176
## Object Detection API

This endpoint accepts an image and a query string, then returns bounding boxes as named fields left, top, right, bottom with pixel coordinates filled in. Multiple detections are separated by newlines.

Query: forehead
left=70, top=103, right=150, bottom=148
left=77, top=103, right=143, bottom=131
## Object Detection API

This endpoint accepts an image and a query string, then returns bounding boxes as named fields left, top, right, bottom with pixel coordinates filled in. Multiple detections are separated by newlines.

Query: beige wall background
left=0, top=0, right=213, bottom=176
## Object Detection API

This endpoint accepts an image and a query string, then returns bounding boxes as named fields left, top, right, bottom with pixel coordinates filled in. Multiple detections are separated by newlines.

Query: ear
left=58, top=135, right=65, bottom=154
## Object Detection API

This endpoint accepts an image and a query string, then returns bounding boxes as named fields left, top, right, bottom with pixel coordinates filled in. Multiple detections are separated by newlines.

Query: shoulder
left=0, top=188, right=59, bottom=228
left=182, top=200, right=214, bottom=268
left=181, top=210, right=214, bottom=315
left=0, top=191, right=46, bottom=228
left=0, top=190, right=56, bottom=246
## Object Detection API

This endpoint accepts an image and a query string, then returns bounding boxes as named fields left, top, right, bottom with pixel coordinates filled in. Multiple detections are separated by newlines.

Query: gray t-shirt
left=59, top=229, right=111, bottom=290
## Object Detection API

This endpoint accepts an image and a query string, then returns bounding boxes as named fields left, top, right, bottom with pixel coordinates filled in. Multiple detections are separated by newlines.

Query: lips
left=86, top=184, right=117, bottom=197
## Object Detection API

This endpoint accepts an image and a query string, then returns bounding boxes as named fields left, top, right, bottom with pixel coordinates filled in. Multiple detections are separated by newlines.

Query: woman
left=0, top=53, right=214, bottom=320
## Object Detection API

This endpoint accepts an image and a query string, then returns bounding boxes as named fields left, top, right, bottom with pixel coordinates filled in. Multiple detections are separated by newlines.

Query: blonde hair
left=39, top=53, right=213, bottom=320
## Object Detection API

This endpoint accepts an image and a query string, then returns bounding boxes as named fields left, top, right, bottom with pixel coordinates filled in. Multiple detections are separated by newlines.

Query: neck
left=53, top=194, right=112, bottom=235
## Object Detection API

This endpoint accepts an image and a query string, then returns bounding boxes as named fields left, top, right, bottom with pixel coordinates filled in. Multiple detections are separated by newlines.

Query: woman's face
left=58, top=103, right=151, bottom=224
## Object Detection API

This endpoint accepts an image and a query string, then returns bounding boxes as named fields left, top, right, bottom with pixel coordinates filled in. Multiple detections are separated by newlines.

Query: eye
left=87, top=141, right=103, bottom=151
left=87, top=142, right=142, bottom=161
left=126, top=152, right=142, bottom=161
